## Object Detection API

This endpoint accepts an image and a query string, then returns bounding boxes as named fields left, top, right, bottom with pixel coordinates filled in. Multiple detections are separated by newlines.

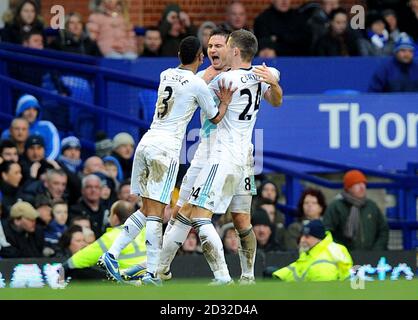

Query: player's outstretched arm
left=254, top=63, right=283, bottom=107
left=211, top=78, right=237, bottom=124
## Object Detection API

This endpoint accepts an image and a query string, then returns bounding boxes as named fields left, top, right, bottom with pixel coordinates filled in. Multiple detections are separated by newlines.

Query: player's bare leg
left=232, top=212, right=256, bottom=284
left=190, top=205, right=232, bottom=284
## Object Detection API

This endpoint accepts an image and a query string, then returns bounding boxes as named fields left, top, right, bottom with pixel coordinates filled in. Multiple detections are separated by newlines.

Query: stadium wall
left=40, top=0, right=365, bottom=28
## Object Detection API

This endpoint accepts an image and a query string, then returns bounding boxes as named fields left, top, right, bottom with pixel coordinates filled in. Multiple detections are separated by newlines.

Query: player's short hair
left=179, top=36, right=202, bottom=65
left=210, top=27, right=230, bottom=40
left=110, top=200, right=134, bottom=224
left=228, top=29, right=258, bottom=63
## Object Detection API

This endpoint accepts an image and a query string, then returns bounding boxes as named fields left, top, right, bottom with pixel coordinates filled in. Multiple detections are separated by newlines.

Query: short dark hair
left=0, top=139, right=17, bottom=155
left=0, top=160, right=19, bottom=175
left=59, top=225, right=83, bottom=250
left=329, top=8, right=347, bottom=21
left=210, top=28, right=231, bottom=40
left=297, top=188, right=327, bottom=219
left=69, top=215, right=90, bottom=226
left=21, top=30, right=43, bottom=44
left=146, top=26, right=161, bottom=34
left=228, top=29, right=258, bottom=62
left=179, top=36, right=202, bottom=65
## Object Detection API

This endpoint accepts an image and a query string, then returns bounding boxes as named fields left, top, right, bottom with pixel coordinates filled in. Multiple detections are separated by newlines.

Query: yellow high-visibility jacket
left=67, top=226, right=146, bottom=270
left=273, top=232, right=352, bottom=282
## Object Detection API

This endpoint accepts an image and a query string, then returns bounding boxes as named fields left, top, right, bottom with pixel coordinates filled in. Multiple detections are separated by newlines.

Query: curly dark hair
left=296, top=188, right=327, bottom=219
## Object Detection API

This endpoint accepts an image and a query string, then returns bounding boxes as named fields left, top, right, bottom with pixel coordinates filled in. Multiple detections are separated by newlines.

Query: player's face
left=207, top=35, right=228, bottom=70
left=225, top=38, right=237, bottom=66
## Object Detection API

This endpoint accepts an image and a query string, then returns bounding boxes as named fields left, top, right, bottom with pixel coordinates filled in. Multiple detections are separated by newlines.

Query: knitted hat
left=25, top=134, right=45, bottom=149
left=394, top=33, right=415, bottom=53
left=343, top=170, right=367, bottom=190
left=302, top=219, right=325, bottom=240
left=112, top=132, right=135, bottom=150
left=10, top=201, right=40, bottom=220
left=251, top=208, right=271, bottom=227
left=61, top=136, right=81, bottom=152
left=16, top=94, right=40, bottom=117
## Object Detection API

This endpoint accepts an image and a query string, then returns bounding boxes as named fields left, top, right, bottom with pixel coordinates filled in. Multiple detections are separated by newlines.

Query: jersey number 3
left=157, top=86, right=173, bottom=119
left=239, top=83, right=262, bottom=121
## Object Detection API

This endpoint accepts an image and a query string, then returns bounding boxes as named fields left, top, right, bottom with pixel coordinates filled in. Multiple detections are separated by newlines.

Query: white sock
left=238, top=226, right=256, bottom=279
left=145, top=216, right=163, bottom=275
left=159, top=214, right=192, bottom=273
left=192, top=218, right=231, bottom=282
left=164, top=217, right=176, bottom=235
left=108, top=210, right=146, bottom=259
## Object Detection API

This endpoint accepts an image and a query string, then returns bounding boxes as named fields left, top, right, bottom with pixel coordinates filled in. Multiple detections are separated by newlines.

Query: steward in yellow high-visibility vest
left=273, top=220, right=352, bottom=282
left=65, top=200, right=146, bottom=271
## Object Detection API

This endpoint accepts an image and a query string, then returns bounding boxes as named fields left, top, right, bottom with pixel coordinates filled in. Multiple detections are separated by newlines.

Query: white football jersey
left=209, top=66, right=280, bottom=166
left=140, top=68, right=219, bottom=156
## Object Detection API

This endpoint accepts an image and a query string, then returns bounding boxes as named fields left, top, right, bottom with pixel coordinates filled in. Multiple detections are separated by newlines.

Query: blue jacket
left=368, top=57, right=418, bottom=93
left=1, top=101, right=61, bottom=160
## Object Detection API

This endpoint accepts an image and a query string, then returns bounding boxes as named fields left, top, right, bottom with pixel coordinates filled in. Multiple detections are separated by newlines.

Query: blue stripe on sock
left=198, top=164, right=218, bottom=207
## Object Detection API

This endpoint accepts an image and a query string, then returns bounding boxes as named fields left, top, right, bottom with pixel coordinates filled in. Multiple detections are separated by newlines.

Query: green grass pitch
left=0, top=279, right=418, bottom=300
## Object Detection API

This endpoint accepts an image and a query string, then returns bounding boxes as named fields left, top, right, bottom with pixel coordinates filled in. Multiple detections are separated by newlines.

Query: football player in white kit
left=97, top=36, right=236, bottom=285
left=157, top=29, right=259, bottom=284
left=177, top=29, right=282, bottom=285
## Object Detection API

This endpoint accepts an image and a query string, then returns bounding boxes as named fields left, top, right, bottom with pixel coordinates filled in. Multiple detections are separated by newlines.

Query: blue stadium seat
left=323, top=89, right=361, bottom=95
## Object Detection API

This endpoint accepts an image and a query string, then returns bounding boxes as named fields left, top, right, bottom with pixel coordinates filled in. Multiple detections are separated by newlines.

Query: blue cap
left=16, top=94, right=40, bottom=116
left=302, top=220, right=326, bottom=240
left=394, top=33, right=415, bottom=53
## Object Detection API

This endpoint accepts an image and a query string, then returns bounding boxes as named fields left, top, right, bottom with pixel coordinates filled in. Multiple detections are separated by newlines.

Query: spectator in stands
left=34, top=194, right=52, bottom=226
left=44, top=199, right=68, bottom=255
left=83, top=156, right=106, bottom=176
left=1, top=95, right=60, bottom=160
left=254, top=0, right=310, bottom=56
left=111, top=132, right=134, bottom=180
left=322, top=0, right=340, bottom=15
left=83, top=227, right=96, bottom=244
left=87, top=0, right=137, bottom=59
left=368, top=34, right=418, bottom=92
left=399, top=0, right=418, bottom=41
left=63, top=200, right=146, bottom=278
left=57, top=136, right=82, bottom=205
left=178, top=230, right=201, bottom=256
left=270, top=219, right=352, bottom=282
left=19, top=168, right=68, bottom=207
left=383, top=9, right=402, bottom=42
left=219, top=1, right=249, bottom=33
left=0, top=201, right=44, bottom=258
left=323, top=170, right=389, bottom=251
left=49, top=12, right=102, bottom=57
left=70, top=174, right=110, bottom=238
left=359, top=12, right=394, bottom=56
left=94, top=171, right=118, bottom=209
left=258, top=198, right=287, bottom=248
left=116, top=179, right=141, bottom=209
left=1, top=0, right=44, bottom=45
left=197, top=21, right=217, bottom=57
left=95, top=131, right=113, bottom=158
left=258, top=38, right=277, bottom=58
left=103, top=155, right=123, bottom=184
left=314, top=8, right=362, bottom=56
left=285, top=188, right=327, bottom=251
left=159, top=4, right=197, bottom=56
left=18, top=135, right=62, bottom=185
left=0, top=140, right=19, bottom=163
left=141, top=27, right=162, bottom=57
left=57, top=225, right=87, bottom=258
left=0, top=161, right=23, bottom=219
left=5, top=118, right=29, bottom=157
left=258, top=180, right=279, bottom=205
left=70, top=215, right=92, bottom=230
left=220, top=222, right=239, bottom=254
left=251, top=208, right=282, bottom=253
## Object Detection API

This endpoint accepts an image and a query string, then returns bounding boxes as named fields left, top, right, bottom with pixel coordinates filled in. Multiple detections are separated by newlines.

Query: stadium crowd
left=0, top=0, right=406, bottom=279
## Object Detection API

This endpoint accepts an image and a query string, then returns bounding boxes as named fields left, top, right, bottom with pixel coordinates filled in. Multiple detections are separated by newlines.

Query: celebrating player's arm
left=197, top=77, right=236, bottom=125
left=254, top=62, right=283, bottom=107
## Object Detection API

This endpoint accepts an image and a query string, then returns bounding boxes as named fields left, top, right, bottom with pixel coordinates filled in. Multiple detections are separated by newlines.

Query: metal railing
left=262, top=151, right=418, bottom=249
